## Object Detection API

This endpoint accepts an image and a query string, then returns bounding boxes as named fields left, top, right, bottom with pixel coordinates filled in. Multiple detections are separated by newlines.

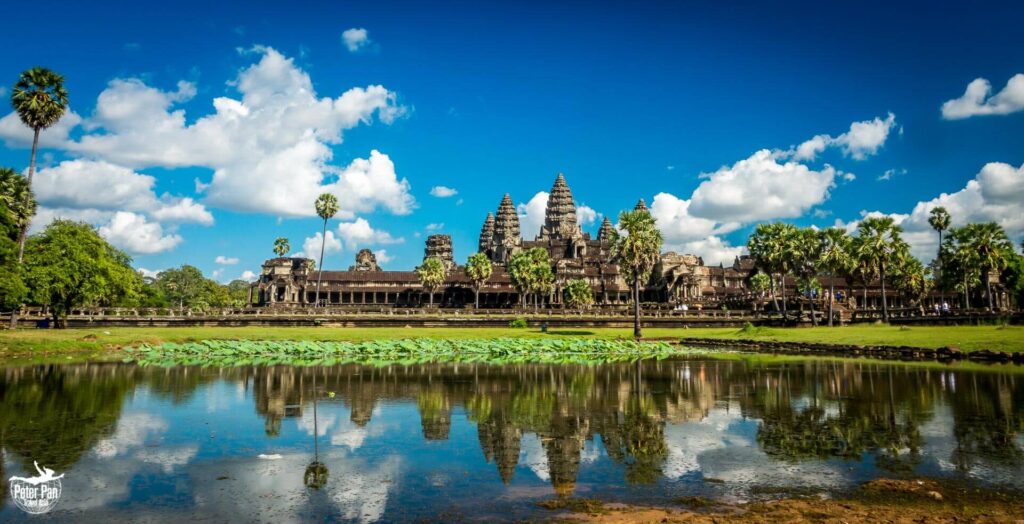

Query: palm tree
left=563, top=279, right=594, bottom=311
left=611, top=208, right=662, bottom=339
left=0, top=168, right=35, bottom=241
left=941, top=228, right=979, bottom=310
left=747, top=222, right=797, bottom=315
left=855, top=216, right=904, bottom=322
left=416, top=257, right=447, bottom=306
left=928, top=207, right=951, bottom=305
left=748, top=272, right=771, bottom=311
left=465, top=252, right=493, bottom=309
left=10, top=68, right=68, bottom=261
left=961, top=222, right=1013, bottom=310
left=788, top=228, right=823, bottom=326
left=273, top=237, right=290, bottom=257
left=819, top=228, right=852, bottom=327
left=312, top=193, right=338, bottom=306
left=849, top=235, right=876, bottom=313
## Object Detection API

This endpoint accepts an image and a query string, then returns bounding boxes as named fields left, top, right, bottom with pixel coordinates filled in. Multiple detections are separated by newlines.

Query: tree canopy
left=24, top=220, right=142, bottom=326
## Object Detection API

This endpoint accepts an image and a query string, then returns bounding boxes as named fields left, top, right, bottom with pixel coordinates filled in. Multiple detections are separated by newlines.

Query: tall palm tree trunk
left=963, top=276, right=970, bottom=310
left=769, top=275, right=780, bottom=312
left=780, top=275, right=787, bottom=316
left=9, top=128, right=41, bottom=330
left=474, top=288, right=480, bottom=309
left=986, top=271, right=994, bottom=311
left=828, top=275, right=835, bottom=328
left=314, top=219, right=327, bottom=307
left=633, top=279, right=642, bottom=340
left=15, top=128, right=40, bottom=262
left=937, top=231, right=944, bottom=306
left=880, top=262, right=890, bottom=322
left=809, top=286, right=817, bottom=326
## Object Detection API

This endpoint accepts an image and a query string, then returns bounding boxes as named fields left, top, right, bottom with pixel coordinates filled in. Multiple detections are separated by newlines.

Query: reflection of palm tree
left=304, top=372, right=329, bottom=490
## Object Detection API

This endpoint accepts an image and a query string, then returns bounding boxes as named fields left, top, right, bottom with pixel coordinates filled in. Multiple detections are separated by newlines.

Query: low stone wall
left=41, top=315, right=761, bottom=329
left=678, top=337, right=1023, bottom=364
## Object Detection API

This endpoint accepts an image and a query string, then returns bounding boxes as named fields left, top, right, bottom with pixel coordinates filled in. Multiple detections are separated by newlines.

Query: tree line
left=747, top=209, right=1023, bottom=325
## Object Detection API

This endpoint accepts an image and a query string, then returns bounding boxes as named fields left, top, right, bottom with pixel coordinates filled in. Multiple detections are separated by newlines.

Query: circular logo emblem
left=9, top=461, right=63, bottom=514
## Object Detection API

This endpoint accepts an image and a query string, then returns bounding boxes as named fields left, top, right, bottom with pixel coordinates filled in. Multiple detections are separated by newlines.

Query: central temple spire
left=537, top=173, right=582, bottom=241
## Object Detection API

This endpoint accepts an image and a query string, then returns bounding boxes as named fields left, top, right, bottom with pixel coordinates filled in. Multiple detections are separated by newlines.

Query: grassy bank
left=0, top=324, right=1020, bottom=355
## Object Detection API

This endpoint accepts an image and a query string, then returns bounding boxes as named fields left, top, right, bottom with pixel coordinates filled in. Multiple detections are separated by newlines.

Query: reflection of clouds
left=662, top=408, right=854, bottom=496
left=297, top=409, right=336, bottom=437
left=920, top=404, right=1024, bottom=487
left=328, top=452, right=401, bottom=522
left=580, top=439, right=601, bottom=464
left=136, top=445, right=199, bottom=473
left=332, top=424, right=368, bottom=450
left=520, top=433, right=549, bottom=481
left=93, top=413, right=167, bottom=458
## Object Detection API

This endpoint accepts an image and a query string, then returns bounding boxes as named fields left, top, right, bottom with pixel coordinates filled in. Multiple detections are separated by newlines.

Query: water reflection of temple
left=2, top=361, right=1023, bottom=498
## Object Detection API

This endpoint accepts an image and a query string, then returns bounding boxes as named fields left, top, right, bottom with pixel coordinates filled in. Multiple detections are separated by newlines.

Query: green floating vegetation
left=124, top=338, right=706, bottom=367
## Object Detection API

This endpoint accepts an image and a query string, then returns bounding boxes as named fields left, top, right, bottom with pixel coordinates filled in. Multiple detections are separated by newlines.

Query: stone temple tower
left=490, top=194, right=521, bottom=263
left=478, top=212, right=495, bottom=256
left=597, top=216, right=614, bottom=242
left=424, top=234, right=455, bottom=271
left=537, top=173, right=583, bottom=241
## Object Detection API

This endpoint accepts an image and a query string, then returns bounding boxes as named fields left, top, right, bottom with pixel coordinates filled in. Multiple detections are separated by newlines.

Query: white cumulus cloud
left=789, top=113, right=897, bottom=161
left=429, top=185, right=458, bottom=198
left=942, top=74, right=1024, bottom=119
left=342, top=28, right=371, bottom=52
left=98, top=212, right=183, bottom=254
left=517, top=191, right=549, bottom=240
left=336, top=218, right=402, bottom=250
left=689, top=150, right=838, bottom=223
left=301, top=230, right=342, bottom=260
left=215, top=255, right=239, bottom=265
left=373, top=249, right=394, bottom=265
left=240, top=270, right=258, bottom=282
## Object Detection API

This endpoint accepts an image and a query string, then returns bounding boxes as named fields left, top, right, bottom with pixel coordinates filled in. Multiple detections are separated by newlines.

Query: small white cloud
left=240, top=270, right=258, bottom=282
left=666, top=165, right=675, bottom=171
left=425, top=222, right=444, bottom=231
left=788, top=113, right=897, bottom=161
left=373, top=249, right=394, bottom=265
left=877, top=168, right=907, bottom=181
left=942, top=74, right=1024, bottom=119
left=215, top=255, right=239, bottom=265
left=841, top=171, right=856, bottom=182
left=137, top=267, right=160, bottom=279
left=301, top=230, right=342, bottom=260
left=429, top=185, right=458, bottom=198
left=517, top=191, right=548, bottom=240
left=211, top=268, right=225, bottom=281
left=577, top=204, right=600, bottom=225
left=98, top=212, right=182, bottom=255
left=342, top=28, right=371, bottom=52
left=336, top=218, right=402, bottom=250
left=812, top=209, right=832, bottom=219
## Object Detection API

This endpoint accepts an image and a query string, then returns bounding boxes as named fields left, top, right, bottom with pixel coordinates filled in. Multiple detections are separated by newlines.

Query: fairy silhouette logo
left=9, top=461, right=64, bottom=514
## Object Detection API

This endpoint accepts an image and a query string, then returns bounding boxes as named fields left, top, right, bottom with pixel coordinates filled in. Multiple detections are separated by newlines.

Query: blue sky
left=1, top=0, right=1022, bottom=281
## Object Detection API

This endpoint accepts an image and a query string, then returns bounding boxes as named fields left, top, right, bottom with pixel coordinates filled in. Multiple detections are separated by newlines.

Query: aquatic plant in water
left=124, top=338, right=705, bottom=367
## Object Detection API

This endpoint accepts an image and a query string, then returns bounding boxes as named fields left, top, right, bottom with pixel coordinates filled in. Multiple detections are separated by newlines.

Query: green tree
left=928, top=206, right=952, bottom=304
left=313, top=193, right=339, bottom=306
left=155, top=265, right=207, bottom=309
left=961, top=222, right=1014, bottom=310
left=890, top=250, right=931, bottom=307
left=273, top=236, right=290, bottom=257
left=748, top=222, right=797, bottom=314
left=226, top=279, right=253, bottom=307
left=819, top=227, right=852, bottom=327
left=417, top=257, right=447, bottom=306
left=507, top=250, right=534, bottom=307
left=855, top=216, right=905, bottom=322
left=789, top=227, right=824, bottom=326
left=23, top=221, right=141, bottom=327
left=465, top=252, right=493, bottom=309
left=611, top=209, right=663, bottom=339
left=526, top=247, right=555, bottom=311
left=10, top=68, right=68, bottom=261
left=563, top=279, right=594, bottom=311
left=0, top=168, right=32, bottom=315
left=749, top=272, right=771, bottom=310
left=940, top=227, right=981, bottom=309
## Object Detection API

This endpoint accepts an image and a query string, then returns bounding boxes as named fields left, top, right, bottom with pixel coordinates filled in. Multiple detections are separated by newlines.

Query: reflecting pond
left=1, top=357, right=1023, bottom=521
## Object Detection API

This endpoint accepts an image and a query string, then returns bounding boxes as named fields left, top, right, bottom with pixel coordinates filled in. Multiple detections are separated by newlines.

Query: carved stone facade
left=349, top=249, right=381, bottom=272
left=424, top=234, right=456, bottom=271
left=255, top=173, right=927, bottom=310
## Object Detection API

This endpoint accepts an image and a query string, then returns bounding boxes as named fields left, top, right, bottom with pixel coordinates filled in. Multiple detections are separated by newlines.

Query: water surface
left=1, top=357, right=1022, bottom=521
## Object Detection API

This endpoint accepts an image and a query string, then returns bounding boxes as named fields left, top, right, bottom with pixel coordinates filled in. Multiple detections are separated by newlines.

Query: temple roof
left=494, top=193, right=520, bottom=242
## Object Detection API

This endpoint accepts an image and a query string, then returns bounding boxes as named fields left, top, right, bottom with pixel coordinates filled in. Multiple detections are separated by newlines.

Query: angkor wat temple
left=254, top=174, right=906, bottom=310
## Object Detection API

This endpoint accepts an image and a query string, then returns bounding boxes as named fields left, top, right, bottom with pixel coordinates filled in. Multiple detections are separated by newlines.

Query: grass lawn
left=0, top=324, right=1020, bottom=355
